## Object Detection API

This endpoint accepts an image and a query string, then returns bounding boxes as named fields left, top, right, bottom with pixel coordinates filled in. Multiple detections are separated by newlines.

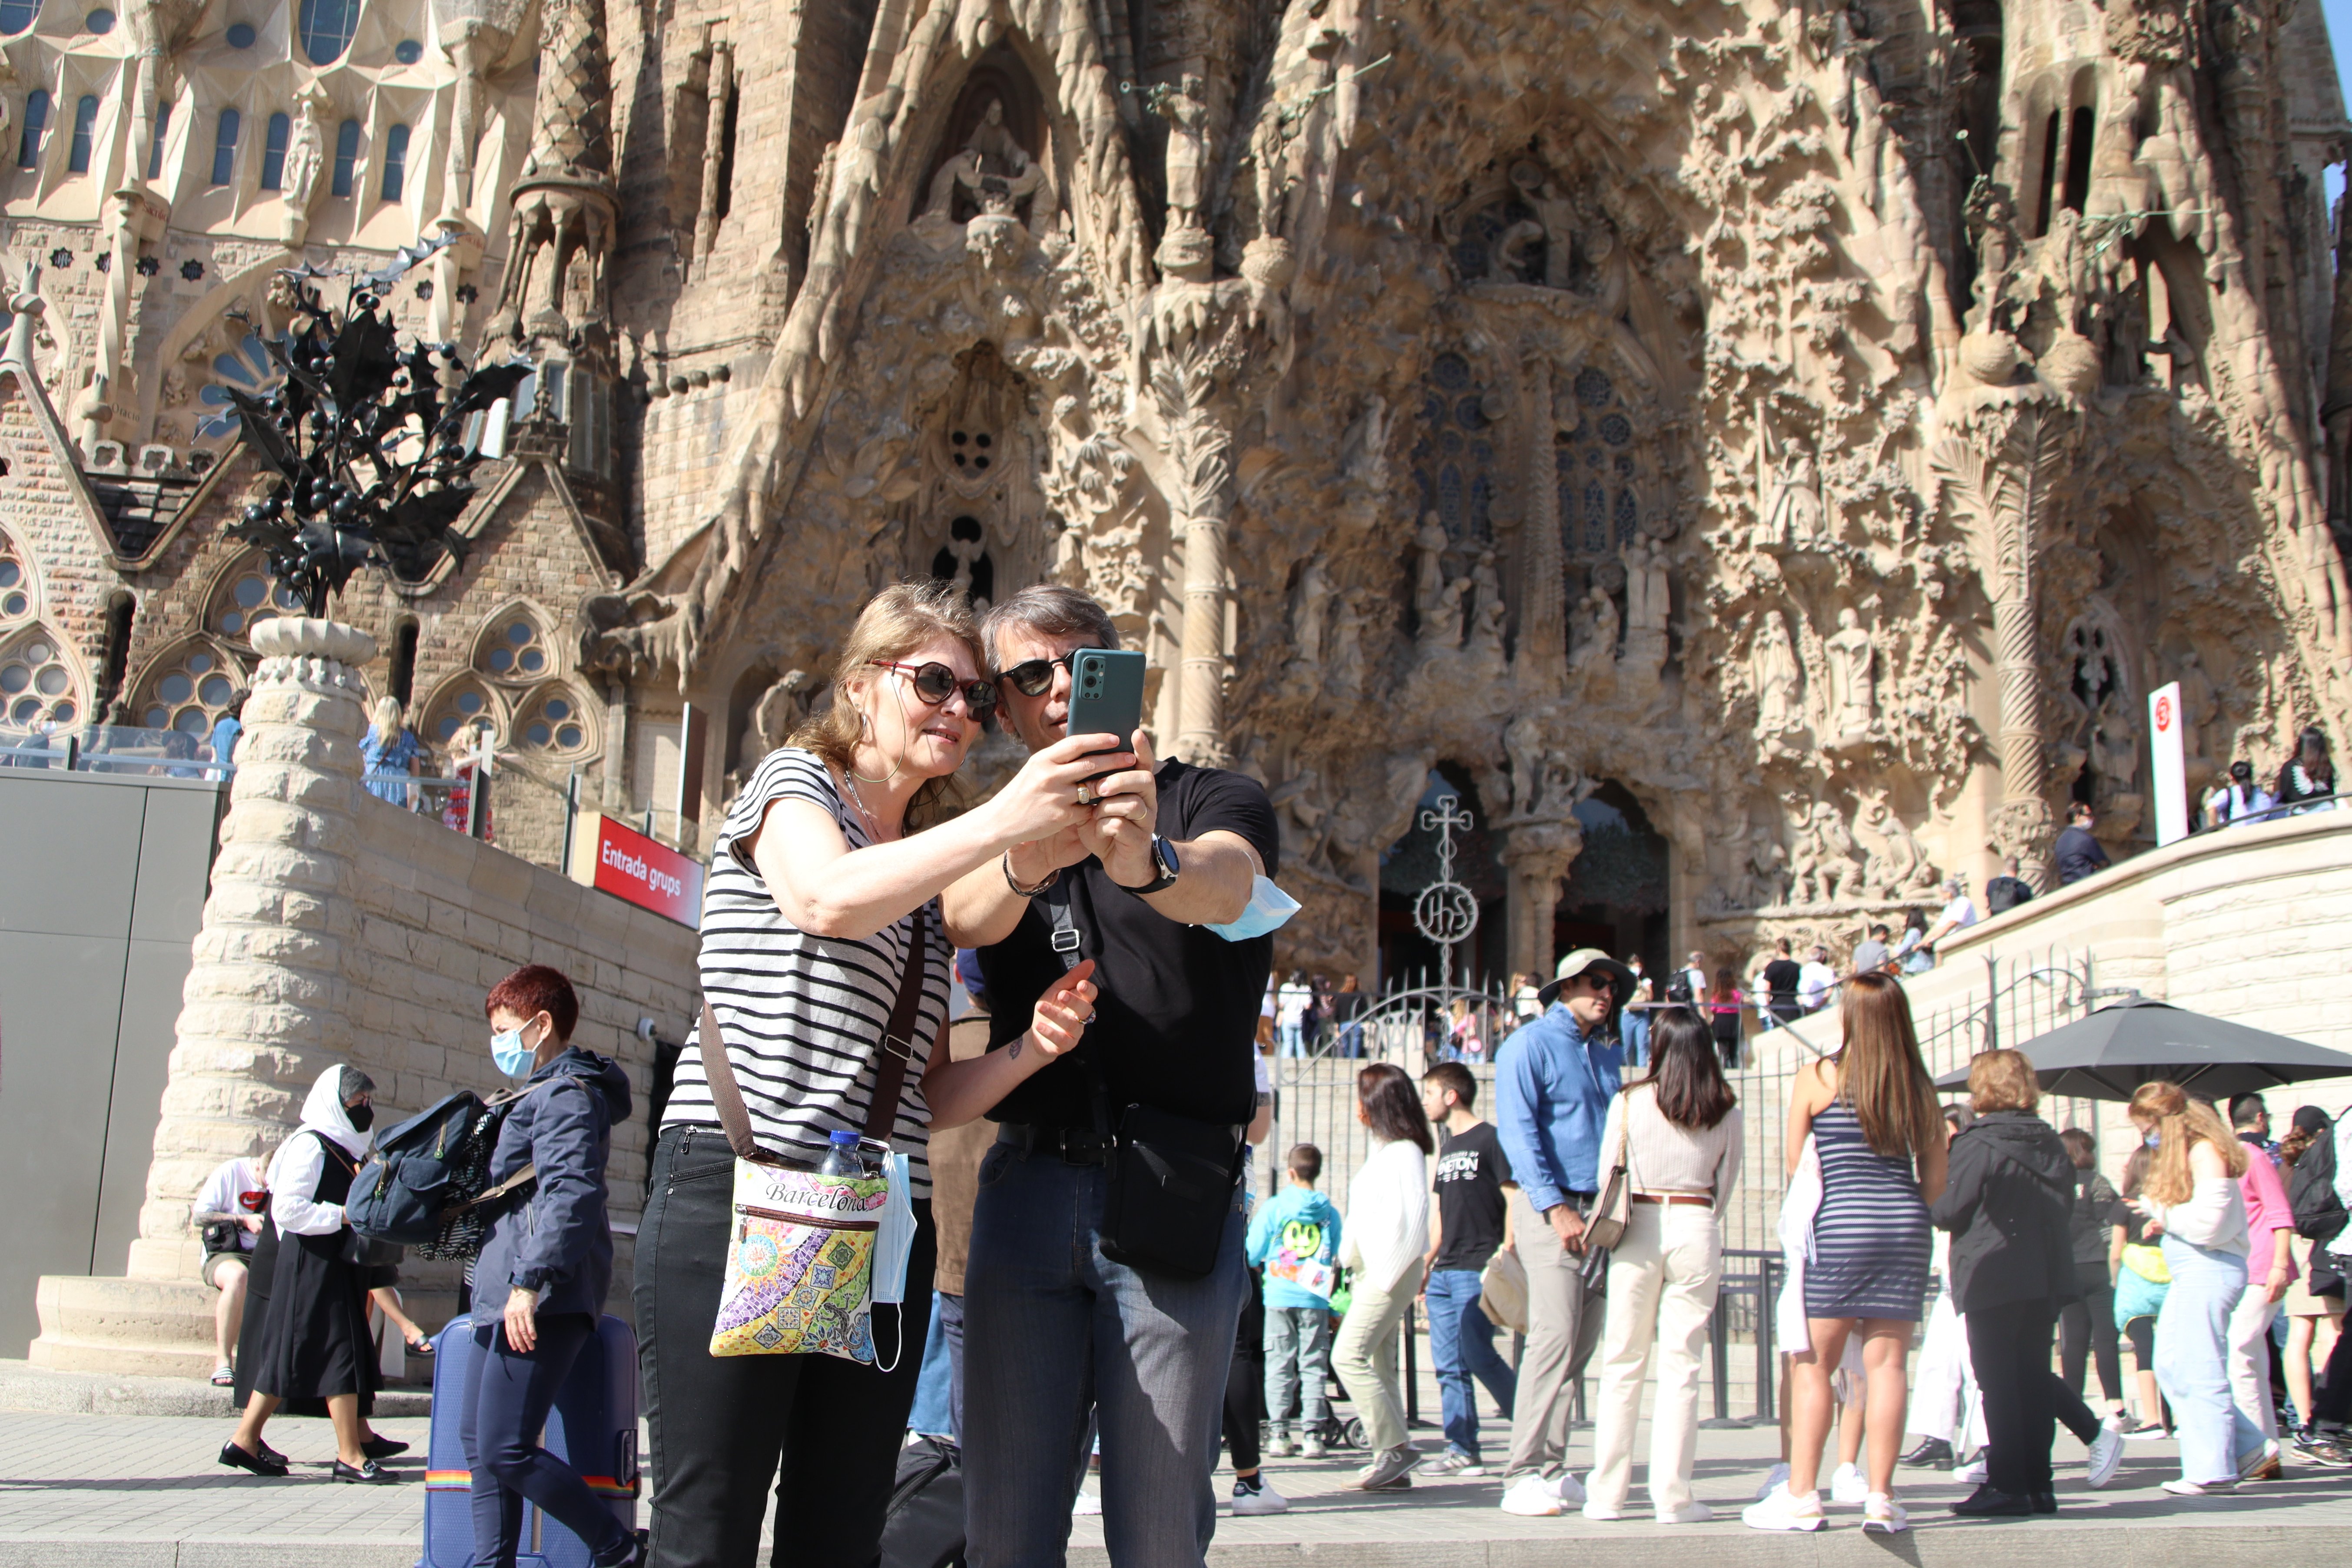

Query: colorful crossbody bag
left=698, top=908, right=929, bottom=1366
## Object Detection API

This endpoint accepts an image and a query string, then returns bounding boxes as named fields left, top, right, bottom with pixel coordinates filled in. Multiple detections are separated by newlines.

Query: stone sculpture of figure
left=1809, top=799, right=1865, bottom=903
left=1504, top=711, right=1547, bottom=815
left=1412, top=514, right=1450, bottom=621
left=1151, top=74, right=1212, bottom=232
left=1420, top=575, right=1470, bottom=653
left=1508, top=160, right=1578, bottom=289
left=1752, top=610, right=1801, bottom=738
left=1746, top=821, right=1788, bottom=908
left=1623, top=539, right=1671, bottom=633
left=1855, top=791, right=1935, bottom=896
left=279, top=89, right=330, bottom=243
left=1472, top=549, right=1503, bottom=620
left=1824, top=606, right=1875, bottom=739
left=834, top=85, right=903, bottom=255
left=1572, top=585, right=1619, bottom=680
left=1292, top=554, right=1333, bottom=667
left=2176, top=649, right=2217, bottom=768
left=1326, top=590, right=1367, bottom=704
left=1756, top=414, right=1827, bottom=549
left=924, top=97, right=1047, bottom=223
left=2090, top=689, right=2141, bottom=790
left=749, top=669, right=815, bottom=762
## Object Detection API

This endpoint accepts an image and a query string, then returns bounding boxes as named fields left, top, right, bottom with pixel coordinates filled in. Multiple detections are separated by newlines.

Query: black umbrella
left=1931, top=996, right=2352, bottom=1102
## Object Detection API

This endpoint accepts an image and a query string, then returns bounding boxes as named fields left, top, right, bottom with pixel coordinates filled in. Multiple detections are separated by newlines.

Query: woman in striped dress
left=1746, top=972, right=1945, bottom=1535
left=636, top=583, right=1128, bottom=1568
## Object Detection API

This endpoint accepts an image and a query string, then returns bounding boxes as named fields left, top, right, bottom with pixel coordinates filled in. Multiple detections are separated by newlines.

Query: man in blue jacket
left=1493, top=947, right=1630, bottom=1517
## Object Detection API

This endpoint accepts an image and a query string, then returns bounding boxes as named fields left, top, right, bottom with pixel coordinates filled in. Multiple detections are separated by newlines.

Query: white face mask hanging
left=1204, top=877, right=1302, bottom=942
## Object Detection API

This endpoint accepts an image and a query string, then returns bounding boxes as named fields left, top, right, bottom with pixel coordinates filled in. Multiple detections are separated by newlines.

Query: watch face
left=1156, top=835, right=1180, bottom=878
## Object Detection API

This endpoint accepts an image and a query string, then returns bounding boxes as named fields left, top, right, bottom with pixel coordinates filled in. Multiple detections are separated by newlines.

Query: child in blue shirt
left=1247, top=1144, right=1343, bottom=1458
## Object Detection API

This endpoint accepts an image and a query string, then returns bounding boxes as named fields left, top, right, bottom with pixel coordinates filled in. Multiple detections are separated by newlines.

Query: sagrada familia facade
left=3, top=0, right=2348, bottom=982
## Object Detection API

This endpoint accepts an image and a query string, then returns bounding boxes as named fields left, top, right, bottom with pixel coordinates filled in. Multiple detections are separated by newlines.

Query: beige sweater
left=1596, top=1084, right=1744, bottom=1211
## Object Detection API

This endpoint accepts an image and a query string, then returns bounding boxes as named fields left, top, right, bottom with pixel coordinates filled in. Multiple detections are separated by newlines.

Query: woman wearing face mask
left=638, top=582, right=1116, bottom=1568
left=221, top=1065, right=397, bottom=1482
left=463, top=964, right=641, bottom=1568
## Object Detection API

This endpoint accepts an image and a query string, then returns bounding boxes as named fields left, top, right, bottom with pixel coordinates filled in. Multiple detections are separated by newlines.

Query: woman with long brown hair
left=637, top=582, right=1130, bottom=1568
left=2128, top=1081, right=2262, bottom=1494
left=1745, top=971, right=1945, bottom=1535
left=1582, top=1011, right=1743, bottom=1522
left=1332, top=1062, right=1434, bottom=1492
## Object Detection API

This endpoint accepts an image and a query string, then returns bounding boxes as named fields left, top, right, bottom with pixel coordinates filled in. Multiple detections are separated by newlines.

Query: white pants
left=2228, top=1290, right=2281, bottom=1440
left=1584, top=1202, right=1720, bottom=1514
left=1909, top=1287, right=1984, bottom=1449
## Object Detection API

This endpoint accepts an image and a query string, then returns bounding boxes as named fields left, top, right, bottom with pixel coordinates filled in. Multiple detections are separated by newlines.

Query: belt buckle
left=1060, top=1129, right=1109, bottom=1164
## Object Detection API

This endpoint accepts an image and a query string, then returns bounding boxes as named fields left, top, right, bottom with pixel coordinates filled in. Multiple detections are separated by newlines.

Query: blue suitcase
left=417, top=1313, right=641, bottom=1568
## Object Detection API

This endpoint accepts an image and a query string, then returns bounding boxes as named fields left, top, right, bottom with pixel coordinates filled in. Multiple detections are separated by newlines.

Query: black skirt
left=234, top=1132, right=379, bottom=1414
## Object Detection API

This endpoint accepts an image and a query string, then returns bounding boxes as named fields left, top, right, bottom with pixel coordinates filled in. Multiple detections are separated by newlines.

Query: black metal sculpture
left=223, top=239, right=534, bottom=617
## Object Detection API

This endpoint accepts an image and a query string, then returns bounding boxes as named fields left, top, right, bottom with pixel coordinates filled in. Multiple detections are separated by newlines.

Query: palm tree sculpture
left=223, top=237, right=533, bottom=617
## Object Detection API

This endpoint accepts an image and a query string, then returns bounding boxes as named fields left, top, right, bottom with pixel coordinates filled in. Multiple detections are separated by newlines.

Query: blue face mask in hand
left=1205, top=876, right=1302, bottom=942
left=491, top=1026, right=539, bottom=1078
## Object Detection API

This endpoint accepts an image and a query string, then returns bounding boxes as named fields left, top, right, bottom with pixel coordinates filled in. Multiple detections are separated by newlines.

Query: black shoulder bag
left=1039, top=879, right=1243, bottom=1280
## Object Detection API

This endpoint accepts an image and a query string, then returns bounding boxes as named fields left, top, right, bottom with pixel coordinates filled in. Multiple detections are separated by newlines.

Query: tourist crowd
left=189, top=580, right=2349, bottom=1568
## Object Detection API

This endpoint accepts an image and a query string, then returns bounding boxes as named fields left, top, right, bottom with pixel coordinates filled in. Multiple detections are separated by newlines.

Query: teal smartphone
left=1063, top=648, right=1146, bottom=756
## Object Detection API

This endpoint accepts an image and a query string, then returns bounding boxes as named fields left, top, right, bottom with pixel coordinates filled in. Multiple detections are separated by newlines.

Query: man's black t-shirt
left=1431, top=1121, right=1512, bottom=1272
left=980, top=760, right=1280, bottom=1130
left=1762, top=958, right=1802, bottom=1015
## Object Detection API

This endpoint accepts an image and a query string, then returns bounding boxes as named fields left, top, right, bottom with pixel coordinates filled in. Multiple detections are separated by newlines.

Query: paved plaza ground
left=7, top=1401, right=2352, bottom=1568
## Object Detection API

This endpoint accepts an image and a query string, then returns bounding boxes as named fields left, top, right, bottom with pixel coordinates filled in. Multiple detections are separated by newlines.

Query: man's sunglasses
left=997, top=654, right=1075, bottom=698
left=870, top=660, right=997, bottom=722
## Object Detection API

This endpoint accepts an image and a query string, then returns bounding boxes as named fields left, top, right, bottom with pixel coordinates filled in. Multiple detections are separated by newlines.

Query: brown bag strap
left=699, top=905, right=933, bottom=1164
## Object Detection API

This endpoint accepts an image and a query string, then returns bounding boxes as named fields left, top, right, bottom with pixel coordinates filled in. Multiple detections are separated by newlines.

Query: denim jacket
left=1494, top=1004, right=1622, bottom=1215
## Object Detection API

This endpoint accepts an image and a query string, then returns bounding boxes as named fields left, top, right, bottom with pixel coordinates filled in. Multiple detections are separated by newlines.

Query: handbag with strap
left=699, top=907, right=931, bottom=1365
left=1582, top=1089, right=1635, bottom=1254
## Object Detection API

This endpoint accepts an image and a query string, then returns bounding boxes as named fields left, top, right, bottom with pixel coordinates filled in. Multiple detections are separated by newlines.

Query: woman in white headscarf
left=221, top=1065, right=401, bottom=1482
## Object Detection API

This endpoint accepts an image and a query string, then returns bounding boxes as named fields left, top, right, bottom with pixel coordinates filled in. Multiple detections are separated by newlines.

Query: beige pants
left=1584, top=1202, right=1722, bottom=1514
left=1505, top=1188, right=1604, bottom=1478
left=2228, top=1288, right=2281, bottom=1440
left=1332, top=1273, right=1416, bottom=1453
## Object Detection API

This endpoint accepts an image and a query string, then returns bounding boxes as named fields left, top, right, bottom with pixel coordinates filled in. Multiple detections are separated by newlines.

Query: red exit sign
left=570, top=813, right=703, bottom=928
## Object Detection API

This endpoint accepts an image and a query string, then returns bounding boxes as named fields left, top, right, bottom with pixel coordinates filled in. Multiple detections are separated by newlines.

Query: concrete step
left=0, top=1358, right=429, bottom=1418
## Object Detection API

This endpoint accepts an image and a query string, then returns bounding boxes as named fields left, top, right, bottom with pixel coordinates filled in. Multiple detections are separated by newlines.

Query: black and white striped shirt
left=662, top=749, right=951, bottom=1196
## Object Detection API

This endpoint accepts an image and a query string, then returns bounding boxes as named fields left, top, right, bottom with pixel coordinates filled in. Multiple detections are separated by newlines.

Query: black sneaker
left=591, top=1529, right=647, bottom=1568
left=331, top=1458, right=398, bottom=1483
left=218, top=1440, right=288, bottom=1478
left=1901, top=1436, right=1954, bottom=1469
left=360, top=1435, right=410, bottom=1460
left=2030, top=1490, right=2057, bottom=1514
left=1950, top=1484, right=2033, bottom=1518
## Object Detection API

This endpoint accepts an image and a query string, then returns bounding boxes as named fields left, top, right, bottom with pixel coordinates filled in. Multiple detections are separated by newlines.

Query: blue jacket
left=474, top=1047, right=632, bottom=1318
left=1246, top=1185, right=1344, bottom=1311
left=1494, top=1004, right=1622, bottom=1215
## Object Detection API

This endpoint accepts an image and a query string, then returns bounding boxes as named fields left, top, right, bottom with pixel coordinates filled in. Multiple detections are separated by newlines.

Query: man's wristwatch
left=1127, top=834, right=1181, bottom=895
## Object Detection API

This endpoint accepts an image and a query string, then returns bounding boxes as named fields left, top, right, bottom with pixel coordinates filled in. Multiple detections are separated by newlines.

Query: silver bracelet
left=1002, top=852, right=1059, bottom=898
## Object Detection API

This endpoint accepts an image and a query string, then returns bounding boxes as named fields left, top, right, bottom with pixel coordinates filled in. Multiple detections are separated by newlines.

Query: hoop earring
left=849, top=695, right=909, bottom=789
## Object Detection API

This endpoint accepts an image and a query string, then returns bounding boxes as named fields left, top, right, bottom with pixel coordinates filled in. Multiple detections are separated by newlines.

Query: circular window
left=0, top=634, right=77, bottom=732
left=159, top=672, right=193, bottom=703
left=544, top=698, right=570, bottom=722
left=215, top=566, right=301, bottom=639
left=481, top=615, right=552, bottom=683
left=225, top=21, right=255, bottom=45
left=457, top=690, right=484, bottom=715
left=0, top=553, right=27, bottom=621
left=84, top=7, right=116, bottom=31
left=515, top=688, right=589, bottom=753
left=393, top=37, right=422, bottom=63
left=135, top=644, right=244, bottom=739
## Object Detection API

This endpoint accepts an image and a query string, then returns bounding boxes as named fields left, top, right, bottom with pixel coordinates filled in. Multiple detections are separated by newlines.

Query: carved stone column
left=1501, top=816, right=1582, bottom=981
left=31, top=617, right=376, bottom=1377
left=693, top=41, right=734, bottom=272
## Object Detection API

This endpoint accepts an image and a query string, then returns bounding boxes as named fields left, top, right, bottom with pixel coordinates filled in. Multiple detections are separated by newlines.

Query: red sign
left=2154, top=694, right=2174, bottom=732
left=577, top=813, right=702, bottom=928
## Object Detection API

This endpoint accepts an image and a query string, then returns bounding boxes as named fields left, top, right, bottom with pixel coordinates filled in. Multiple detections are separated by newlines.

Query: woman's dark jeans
left=636, top=1125, right=934, bottom=1568
left=463, top=1311, right=632, bottom=1567
left=2059, top=1267, right=2123, bottom=1403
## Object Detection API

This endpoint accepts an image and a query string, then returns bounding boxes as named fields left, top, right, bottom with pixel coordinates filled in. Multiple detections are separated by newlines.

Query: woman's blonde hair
left=1967, top=1048, right=2041, bottom=1114
left=1830, top=971, right=1941, bottom=1160
left=2131, top=1080, right=2247, bottom=1205
left=369, top=696, right=404, bottom=745
left=792, top=581, right=982, bottom=830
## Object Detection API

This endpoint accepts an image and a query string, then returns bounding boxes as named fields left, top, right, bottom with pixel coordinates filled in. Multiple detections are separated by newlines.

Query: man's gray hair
left=980, top=585, right=1119, bottom=669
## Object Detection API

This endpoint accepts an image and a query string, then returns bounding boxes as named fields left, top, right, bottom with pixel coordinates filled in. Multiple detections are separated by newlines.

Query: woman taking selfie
left=1582, top=1010, right=1742, bottom=1523
left=1746, top=972, right=1945, bottom=1535
left=637, top=582, right=1130, bottom=1568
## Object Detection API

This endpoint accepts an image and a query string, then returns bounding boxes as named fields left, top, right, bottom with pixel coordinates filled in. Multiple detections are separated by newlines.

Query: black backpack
left=347, top=1087, right=534, bottom=1257
left=881, top=1436, right=965, bottom=1568
left=2290, top=1123, right=2346, bottom=1246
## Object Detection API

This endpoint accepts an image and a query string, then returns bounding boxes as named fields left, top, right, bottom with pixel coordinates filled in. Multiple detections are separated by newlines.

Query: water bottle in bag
left=819, top=1129, right=862, bottom=1177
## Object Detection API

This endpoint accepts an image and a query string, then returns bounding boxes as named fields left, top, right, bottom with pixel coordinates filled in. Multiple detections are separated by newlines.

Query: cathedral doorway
left=1376, top=764, right=1507, bottom=989
left=1550, top=782, right=1670, bottom=977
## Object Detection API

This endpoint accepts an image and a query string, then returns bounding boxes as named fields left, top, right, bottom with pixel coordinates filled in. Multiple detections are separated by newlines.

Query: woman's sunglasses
left=997, top=654, right=1075, bottom=698
left=870, top=660, right=997, bottom=723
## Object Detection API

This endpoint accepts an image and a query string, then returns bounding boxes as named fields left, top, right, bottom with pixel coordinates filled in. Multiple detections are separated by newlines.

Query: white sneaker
left=2087, top=1419, right=2126, bottom=1489
left=1072, top=1489, right=1102, bottom=1515
left=1301, top=1434, right=1328, bottom=1459
left=1829, top=1462, right=1870, bottom=1505
left=1742, top=1484, right=1826, bottom=1532
left=1862, top=1492, right=1908, bottom=1533
left=1580, top=1497, right=1627, bottom=1520
left=1232, top=1476, right=1289, bottom=1515
left=1547, top=1469, right=1587, bottom=1505
left=2163, top=1477, right=2229, bottom=1496
left=1754, top=1461, right=1791, bottom=1501
left=1952, top=1457, right=1988, bottom=1484
left=1656, top=1501, right=1715, bottom=1524
left=1501, top=1474, right=1565, bottom=1516
left=1264, top=1434, right=1297, bottom=1459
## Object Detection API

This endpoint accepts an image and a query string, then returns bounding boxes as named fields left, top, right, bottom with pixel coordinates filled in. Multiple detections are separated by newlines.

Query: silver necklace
left=840, top=769, right=889, bottom=842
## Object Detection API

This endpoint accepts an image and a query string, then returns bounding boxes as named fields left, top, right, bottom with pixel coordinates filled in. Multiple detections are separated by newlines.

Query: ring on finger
left=1077, top=783, right=1094, bottom=806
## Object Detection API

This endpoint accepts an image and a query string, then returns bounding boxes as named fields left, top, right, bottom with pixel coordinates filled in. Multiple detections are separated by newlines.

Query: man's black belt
left=997, top=1122, right=1112, bottom=1165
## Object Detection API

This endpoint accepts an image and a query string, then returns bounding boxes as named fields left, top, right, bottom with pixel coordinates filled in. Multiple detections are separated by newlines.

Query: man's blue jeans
left=964, top=1138, right=1248, bottom=1568
left=1424, top=1267, right=1517, bottom=1464
left=1622, top=1009, right=1650, bottom=1068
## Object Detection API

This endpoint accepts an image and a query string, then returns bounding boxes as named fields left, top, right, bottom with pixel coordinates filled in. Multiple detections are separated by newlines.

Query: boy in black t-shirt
left=1418, top=1062, right=1518, bottom=1476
